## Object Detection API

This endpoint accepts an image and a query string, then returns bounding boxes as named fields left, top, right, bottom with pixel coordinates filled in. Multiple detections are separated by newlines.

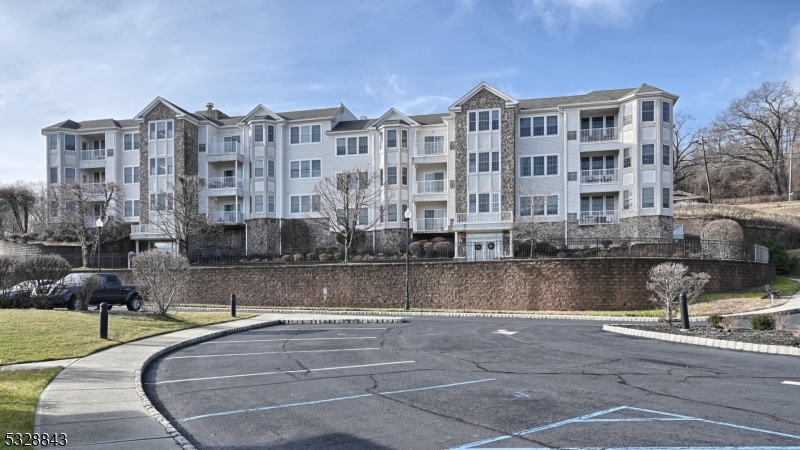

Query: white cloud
left=364, top=85, right=375, bottom=97
left=387, top=74, right=406, bottom=96
left=511, top=0, right=656, bottom=36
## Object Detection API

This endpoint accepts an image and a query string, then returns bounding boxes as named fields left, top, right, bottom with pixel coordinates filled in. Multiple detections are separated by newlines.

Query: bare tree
left=14, top=254, right=72, bottom=308
left=0, top=256, right=18, bottom=308
left=712, top=80, right=800, bottom=197
left=149, top=175, right=219, bottom=254
left=49, top=182, right=123, bottom=267
left=672, top=112, right=701, bottom=187
left=312, top=168, right=388, bottom=262
left=512, top=184, right=555, bottom=257
left=0, top=181, right=37, bottom=234
left=132, top=251, right=190, bottom=315
left=75, top=274, right=103, bottom=311
left=26, top=181, right=51, bottom=235
left=646, top=262, right=710, bottom=324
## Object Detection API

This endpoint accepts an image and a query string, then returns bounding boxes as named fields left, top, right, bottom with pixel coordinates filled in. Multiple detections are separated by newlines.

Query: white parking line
left=783, top=380, right=800, bottom=386
left=150, top=361, right=416, bottom=385
left=165, top=348, right=380, bottom=360
left=201, top=337, right=378, bottom=344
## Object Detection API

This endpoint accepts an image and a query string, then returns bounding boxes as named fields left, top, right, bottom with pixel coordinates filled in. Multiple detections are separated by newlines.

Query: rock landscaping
left=619, top=323, right=800, bottom=347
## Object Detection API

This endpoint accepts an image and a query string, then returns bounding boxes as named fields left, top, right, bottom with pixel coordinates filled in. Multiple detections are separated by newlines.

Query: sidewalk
left=33, top=313, right=403, bottom=450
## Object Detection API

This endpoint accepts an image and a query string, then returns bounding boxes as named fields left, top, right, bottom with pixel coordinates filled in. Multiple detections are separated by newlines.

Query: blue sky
left=1, top=0, right=799, bottom=182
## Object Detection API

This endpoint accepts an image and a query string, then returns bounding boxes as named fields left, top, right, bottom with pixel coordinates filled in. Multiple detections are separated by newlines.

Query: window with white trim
left=386, top=130, right=397, bottom=148
left=642, top=187, right=655, bottom=208
left=123, top=133, right=140, bottom=151
left=64, top=168, right=75, bottom=183
left=254, top=160, right=264, bottom=178
left=267, top=125, right=275, bottom=143
left=491, top=151, right=500, bottom=172
left=65, top=134, right=75, bottom=151
left=469, top=109, right=500, bottom=132
left=336, top=136, right=369, bottom=156
left=519, top=118, right=532, bottom=137
left=623, top=147, right=632, bottom=168
left=623, top=104, right=633, bottom=126
left=149, top=193, right=173, bottom=211
left=268, top=160, right=275, bottom=178
left=149, top=157, right=173, bottom=175
left=123, top=166, right=140, bottom=184
left=290, top=159, right=321, bottom=179
left=662, top=101, right=671, bottom=123
left=124, top=200, right=140, bottom=217
left=520, top=155, right=558, bottom=177
left=401, top=130, right=407, bottom=148
left=387, top=204, right=398, bottom=222
left=290, top=194, right=321, bottom=213
left=149, top=121, right=173, bottom=140
left=268, top=195, right=275, bottom=213
left=49, top=167, right=57, bottom=184
left=642, top=144, right=654, bottom=165
left=623, top=189, right=633, bottom=210
left=662, top=188, right=671, bottom=208
left=48, top=134, right=57, bottom=151
left=520, top=195, right=558, bottom=216
left=387, top=167, right=397, bottom=185
left=641, top=101, right=654, bottom=122
left=401, top=167, right=407, bottom=186
left=254, top=195, right=264, bottom=213
left=290, top=125, right=321, bottom=144
left=254, top=125, right=264, bottom=143
left=663, top=145, right=671, bottom=166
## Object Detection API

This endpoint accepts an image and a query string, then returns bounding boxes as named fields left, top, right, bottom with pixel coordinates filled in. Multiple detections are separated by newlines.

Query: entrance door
left=466, top=233, right=503, bottom=261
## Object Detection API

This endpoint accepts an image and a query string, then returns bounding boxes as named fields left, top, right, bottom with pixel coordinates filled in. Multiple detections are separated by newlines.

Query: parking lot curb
left=602, top=324, right=800, bottom=357
left=135, top=316, right=404, bottom=450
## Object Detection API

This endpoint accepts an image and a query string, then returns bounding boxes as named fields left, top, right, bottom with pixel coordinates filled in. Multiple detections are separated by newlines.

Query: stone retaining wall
left=112, top=258, right=774, bottom=311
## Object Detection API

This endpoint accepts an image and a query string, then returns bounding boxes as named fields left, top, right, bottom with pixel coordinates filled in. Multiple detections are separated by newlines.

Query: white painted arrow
left=494, top=330, right=517, bottom=335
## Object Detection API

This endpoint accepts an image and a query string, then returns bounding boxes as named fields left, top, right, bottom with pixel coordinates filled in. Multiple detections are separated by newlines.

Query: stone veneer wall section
left=113, top=258, right=774, bottom=311
left=138, top=103, right=178, bottom=225
left=454, top=89, right=516, bottom=214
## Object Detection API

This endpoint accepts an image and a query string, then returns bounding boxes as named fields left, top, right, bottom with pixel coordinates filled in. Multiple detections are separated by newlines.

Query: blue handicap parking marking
left=450, top=406, right=800, bottom=450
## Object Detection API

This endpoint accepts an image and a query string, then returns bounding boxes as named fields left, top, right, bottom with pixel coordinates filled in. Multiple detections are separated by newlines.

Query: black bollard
left=99, top=302, right=108, bottom=339
left=680, top=292, right=690, bottom=330
left=231, top=294, right=236, bottom=317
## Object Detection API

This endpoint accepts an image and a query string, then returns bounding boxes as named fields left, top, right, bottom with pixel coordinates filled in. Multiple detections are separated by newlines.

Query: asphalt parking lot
left=144, top=317, right=800, bottom=449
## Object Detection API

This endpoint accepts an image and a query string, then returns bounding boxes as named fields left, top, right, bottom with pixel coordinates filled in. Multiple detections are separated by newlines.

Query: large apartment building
left=42, top=82, right=678, bottom=259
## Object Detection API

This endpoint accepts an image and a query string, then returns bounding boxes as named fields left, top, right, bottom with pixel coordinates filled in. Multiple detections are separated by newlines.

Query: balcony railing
left=82, top=182, right=106, bottom=194
left=415, top=218, right=448, bottom=232
left=415, top=180, right=447, bottom=194
left=414, top=140, right=447, bottom=156
left=131, top=223, right=170, bottom=235
left=208, top=142, right=244, bottom=155
left=207, top=176, right=243, bottom=190
left=579, top=210, right=619, bottom=225
left=580, top=127, right=618, bottom=142
left=208, top=211, right=244, bottom=224
left=81, top=149, right=106, bottom=161
left=84, top=216, right=100, bottom=228
left=454, top=211, right=513, bottom=224
left=580, top=168, right=618, bottom=184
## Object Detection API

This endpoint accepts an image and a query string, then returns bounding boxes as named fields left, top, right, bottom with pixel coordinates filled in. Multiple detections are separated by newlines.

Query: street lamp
left=96, top=217, right=104, bottom=272
left=404, top=207, right=412, bottom=311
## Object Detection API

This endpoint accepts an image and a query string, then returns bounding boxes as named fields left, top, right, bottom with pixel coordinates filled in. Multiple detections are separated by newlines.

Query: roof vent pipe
left=360, top=116, right=367, bottom=120
left=205, top=102, right=214, bottom=112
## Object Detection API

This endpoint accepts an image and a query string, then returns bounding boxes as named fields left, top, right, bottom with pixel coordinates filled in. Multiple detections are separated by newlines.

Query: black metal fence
left=19, top=238, right=768, bottom=268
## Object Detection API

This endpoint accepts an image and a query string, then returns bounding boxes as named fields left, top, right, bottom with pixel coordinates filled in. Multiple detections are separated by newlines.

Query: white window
left=268, top=195, right=275, bottom=213
left=387, top=167, right=397, bottom=185
left=401, top=167, right=408, bottom=186
left=290, top=159, right=321, bottom=178
left=267, top=125, right=275, bottom=143
left=623, top=189, right=633, bottom=210
left=662, top=187, right=671, bottom=209
left=623, top=147, right=632, bottom=168
left=469, top=153, right=476, bottom=173
left=254, top=195, right=264, bottom=213
left=123, top=166, right=140, bottom=184
left=519, top=117, right=531, bottom=137
left=642, top=144, right=654, bottom=165
left=336, top=136, right=368, bottom=156
left=478, top=152, right=490, bottom=172
left=520, top=195, right=558, bottom=216
left=491, top=151, right=500, bottom=172
left=623, top=104, right=633, bottom=126
left=358, top=208, right=368, bottom=225
left=290, top=195, right=320, bottom=213
left=149, top=121, right=173, bottom=140
left=492, top=193, right=500, bottom=212
left=387, top=130, right=397, bottom=148
left=520, top=155, right=558, bottom=177
left=470, top=109, right=500, bottom=132
left=49, top=167, right=57, bottom=184
left=48, top=134, right=57, bottom=151
left=254, top=125, right=264, bottom=143
left=124, top=200, right=140, bottom=217
left=641, top=101, right=654, bottom=122
left=254, top=160, right=264, bottom=178
left=642, top=187, right=655, bottom=208
left=149, top=157, right=172, bottom=176
left=468, top=112, right=476, bottom=132
left=290, top=125, right=321, bottom=144
left=663, top=145, right=671, bottom=166
left=662, top=101, right=671, bottom=123
left=64, top=134, right=75, bottom=151
left=124, top=133, right=140, bottom=151
left=268, top=160, right=275, bottom=178
left=64, top=168, right=75, bottom=183
left=387, top=204, right=398, bottom=222
left=149, top=193, right=173, bottom=211
left=519, top=156, right=531, bottom=176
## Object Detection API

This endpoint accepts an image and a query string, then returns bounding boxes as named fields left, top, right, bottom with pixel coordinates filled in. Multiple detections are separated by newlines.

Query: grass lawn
left=0, top=310, right=256, bottom=366
left=0, top=368, right=61, bottom=435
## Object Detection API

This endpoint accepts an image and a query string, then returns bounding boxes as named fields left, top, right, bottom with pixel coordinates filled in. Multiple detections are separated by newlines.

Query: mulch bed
left=619, top=324, right=800, bottom=347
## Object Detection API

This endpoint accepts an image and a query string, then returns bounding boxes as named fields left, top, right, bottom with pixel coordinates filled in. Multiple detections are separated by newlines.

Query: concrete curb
left=602, top=324, right=800, bottom=357
left=134, top=316, right=404, bottom=450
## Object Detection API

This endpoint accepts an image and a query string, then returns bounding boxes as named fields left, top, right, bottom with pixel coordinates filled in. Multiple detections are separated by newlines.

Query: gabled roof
left=329, top=119, right=377, bottom=132
left=238, top=104, right=283, bottom=124
left=44, top=118, right=139, bottom=131
left=518, top=84, right=678, bottom=111
left=448, top=82, right=518, bottom=112
left=276, top=106, right=342, bottom=121
left=134, top=97, right=205, bottom=122
left=369, top=108, right=420, bottom=129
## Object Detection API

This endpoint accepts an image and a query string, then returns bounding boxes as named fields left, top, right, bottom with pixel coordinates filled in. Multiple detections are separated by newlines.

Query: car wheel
left=70, top=296, right=81, bottom=311
left=127, top=295, right=141, bottom=312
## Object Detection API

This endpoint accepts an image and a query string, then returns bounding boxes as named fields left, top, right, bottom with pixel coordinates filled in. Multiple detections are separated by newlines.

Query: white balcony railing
left=82, top=183, right=106, bottom=194
left=413, top=140, right=448, bottom=156
left=207, top=176, right=243, bottom=190
left=580, top=168, right=618, bottom=184
left=208, top=141, right=244, bottom=155
left=580, top=127, right=618, bottom=142
left=579, top=210, right=620, bottom=225
left=81, top=149, right=106, bottom=161
left=84, top=216, right=100, bottom=228
left=415, top=180, right=447, bottom=194
left=208, top=211, right=244, bottom=224
left=454, top=211, right=513, bottom=224
left=131, top=223, right=170, bottom=235
left=415, top=218, right=448, bottom=232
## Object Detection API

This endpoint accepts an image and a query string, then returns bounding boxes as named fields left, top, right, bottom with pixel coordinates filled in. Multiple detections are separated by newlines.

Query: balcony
left=579, top=210, right=619, bottom=225
left=455, top=211, right=512, bottom=224
left=84, top=216, right=101, bottom=228
left=208, top=176, right=243, bottom=190
left=580, top=168, right=618, bottom=184
left=414, top=180, right=447, bottom=195
left=130, top=223, right=172, bottom=240
left=580, top=127, right=618, bottom=142
left=415, top=218, right=448, bottom=232
left=207, top=142, right=244, bottom=162
left=208, top=211, right=244, bottom=224
left=412, top=140, right=448, bottom=164
left=81, top=149, right=106, bottom=161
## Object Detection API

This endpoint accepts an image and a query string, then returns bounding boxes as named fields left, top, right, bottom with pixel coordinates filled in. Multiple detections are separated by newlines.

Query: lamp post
left=404, top=208, right=412, bottom=311
left=96, top=217, right=104, bottom=272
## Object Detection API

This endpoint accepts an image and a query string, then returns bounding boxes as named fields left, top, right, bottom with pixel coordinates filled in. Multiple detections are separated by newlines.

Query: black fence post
left=99, top=302, right=108, bottom=339
left=680, top=292, right=690, bottom=330
left=230, top=294, right=236, bottom=317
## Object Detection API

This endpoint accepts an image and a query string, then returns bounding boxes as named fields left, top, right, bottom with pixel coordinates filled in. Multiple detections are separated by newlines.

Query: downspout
left=562, top=107, right=569, bottom=245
